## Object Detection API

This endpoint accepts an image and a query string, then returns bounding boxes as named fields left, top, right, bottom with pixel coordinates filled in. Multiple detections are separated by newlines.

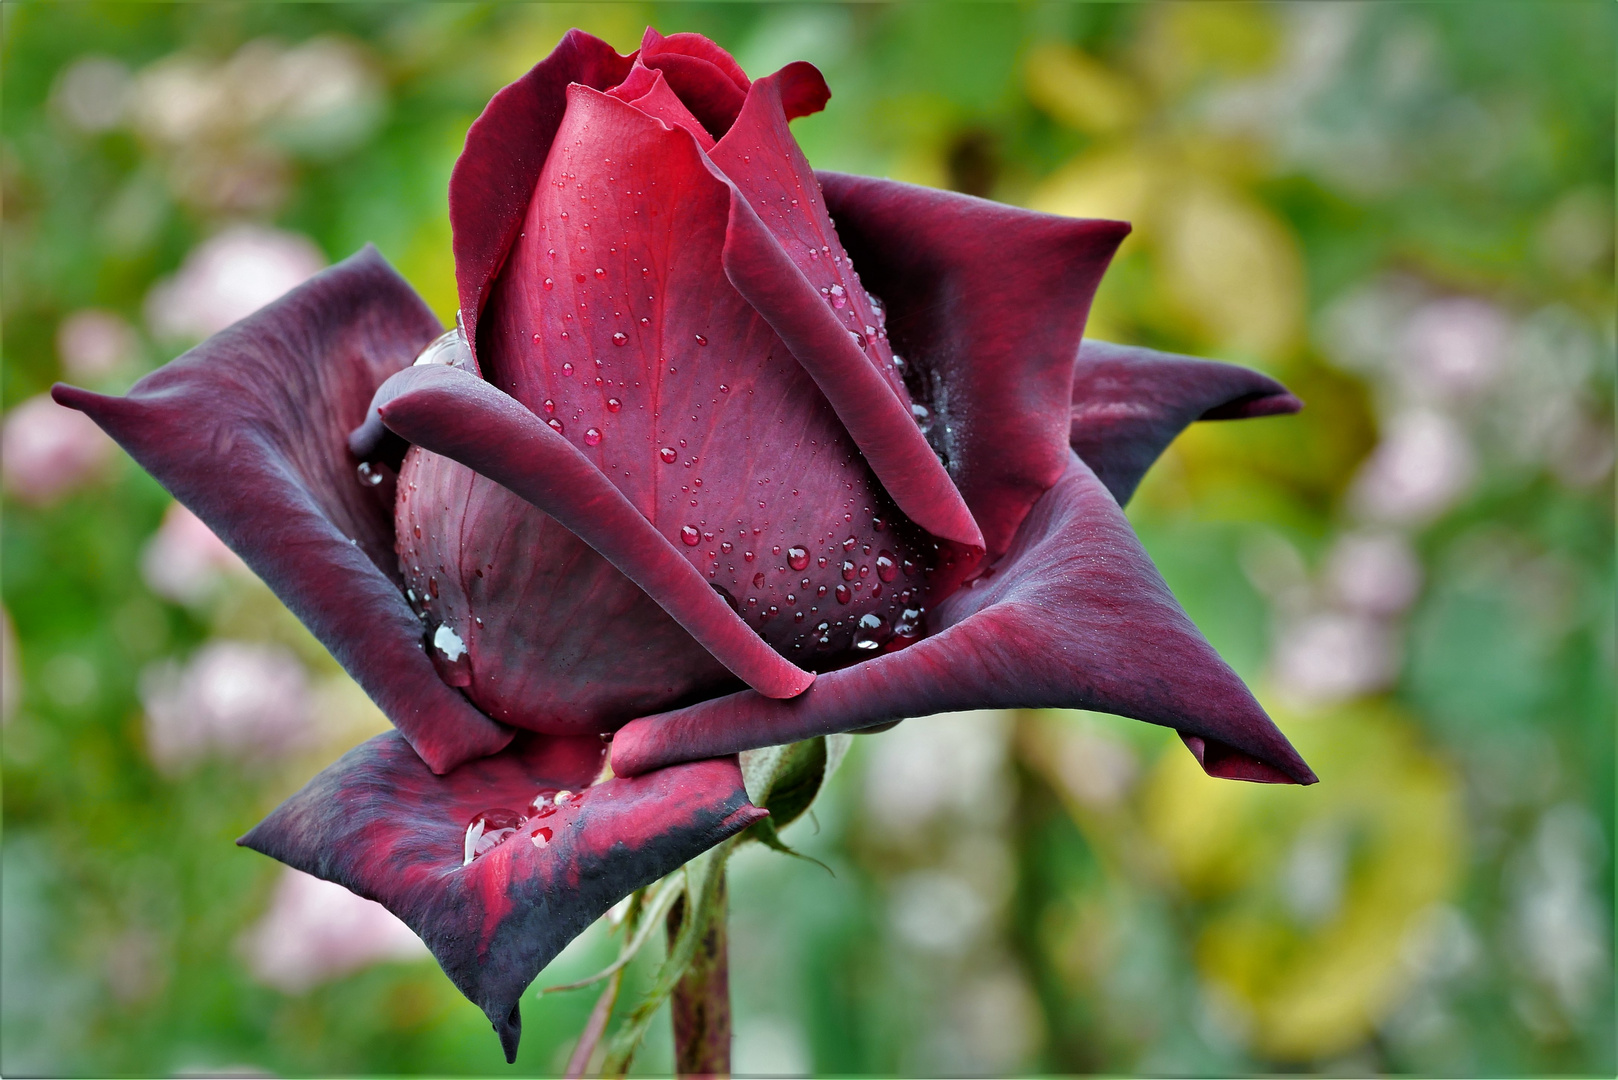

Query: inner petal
left=477, top=84, right=948, bottom=664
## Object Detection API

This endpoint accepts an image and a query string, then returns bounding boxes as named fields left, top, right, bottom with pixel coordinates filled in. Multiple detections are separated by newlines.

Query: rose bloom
left=56, top=28, right=1313, bottom=1060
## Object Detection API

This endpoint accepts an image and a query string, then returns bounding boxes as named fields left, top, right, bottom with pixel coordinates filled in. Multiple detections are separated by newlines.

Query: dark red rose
left=55, top=27, right=1313, bottom=1060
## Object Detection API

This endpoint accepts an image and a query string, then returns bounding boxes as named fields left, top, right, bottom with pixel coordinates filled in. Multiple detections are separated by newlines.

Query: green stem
left=667, top=867, right=730, bottom=1078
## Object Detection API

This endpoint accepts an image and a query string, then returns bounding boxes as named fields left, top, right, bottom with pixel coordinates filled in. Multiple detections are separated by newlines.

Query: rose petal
left=1071, top=339, right=1303, bottom=504
left=713, top=70, right=985, bottom=553
left=636, top=27, right=749, bottom=138
left=449, top=29, right=634, bottom=347
left=53, top=248, right=511, bottom=774
left=372, top=363, right=815, bottom=701
left=239, top=730, right=764, bottom=1062
left=611, top=452, right=1315, bottom=786
left=819, top=172, right=1131, bottom=557
left=397, top=446, right=736, bottom=734
left=607, top=62, right=716, bottom=150
left=473, top=84, right=951, bottom=668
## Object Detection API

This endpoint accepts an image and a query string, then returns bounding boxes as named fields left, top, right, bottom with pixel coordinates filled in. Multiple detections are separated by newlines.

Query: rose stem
left=667, top=866, right=731, bottom=1078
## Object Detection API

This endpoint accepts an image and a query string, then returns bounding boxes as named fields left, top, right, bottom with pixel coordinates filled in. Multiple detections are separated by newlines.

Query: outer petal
left=612, top=452, right=1316, bottom=786
left=239, top=730, right=764, bottom=1062
left=819, top=172, right=1130, bottom=557
left=373, top=363, right=815, bottom=700
left=1072, top=339, right=1303, bottom=505
left=449, top=28, right=634, bottom=343
left=52, top=248, right=510, bottom=774
left=713, top=70, right=985, bottom=553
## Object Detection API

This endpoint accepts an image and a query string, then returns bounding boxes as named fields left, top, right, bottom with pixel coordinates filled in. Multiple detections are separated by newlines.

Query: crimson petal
left=52, top=248, right=511, bottom=774
left=637, top=27, right=750, bottom=138
left=449, top=28, right=633, bottom=347
left=714, top=71, right=984, bottom=553
left=371, top=363, right=815, bottom=700
left=819, top=172, right=1130, bottom=557
left=1072, top=339, right=1303, bottom=505
left=239, top=730, right=764, bottom=1062
left=611, top=452, right=1316, bottom=786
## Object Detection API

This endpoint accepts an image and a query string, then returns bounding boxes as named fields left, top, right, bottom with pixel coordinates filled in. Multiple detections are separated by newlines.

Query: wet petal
left=449, top=28, right=634, bottom=347
left=53, top=248, right=510, bottom=774
left=239, top=730, right=764, bottom=1063
left=473, top=84, right=950, bottom=669
left=374, top=363, right=814, bottom=701
left=397, top=446, right=735, bottom=735
left=1072, top=339, right=1303, bottom=504
left=819, top=172, right=1131, bottom=556
left=607, top=63, right=716, bottom=150
left=611, top=452, right=1316, bottom=786
left=714, top=70, right=984, bottom=552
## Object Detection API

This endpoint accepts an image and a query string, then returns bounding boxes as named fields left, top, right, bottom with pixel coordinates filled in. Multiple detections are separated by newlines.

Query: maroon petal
left=239, top=730, right=764, bottom=1062
left=474, top=84, right=954, bottom=671
left=373, top=363, right=815, bottom=701
left=449, top=28, right=634, bottom=346
left=819, top=172, right=1131, bottom=557
left=713, top=71, right=985, bottom=553
left=52, top=248, right=510, bottom=774
left=611, top=452, right=1316, bottom=787
left=1072, top=339, right=1304, bottom=505
left=636, top=27, right=749, bottom=138
left=607, top=63, right=716, bottom=150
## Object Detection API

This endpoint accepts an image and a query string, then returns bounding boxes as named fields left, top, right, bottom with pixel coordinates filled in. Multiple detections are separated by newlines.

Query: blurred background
left=2, top=3, right=1612, bottom=1075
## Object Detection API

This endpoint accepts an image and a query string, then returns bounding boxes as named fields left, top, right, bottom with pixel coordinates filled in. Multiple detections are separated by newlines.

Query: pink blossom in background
left=1, top=393, right=116, bottom=504
left=1400, top=297, right=1509, bottom=403
left=144, top=225, right=326, bottom=341
left=138, top=640, right=313, bottom=774
left=239, top=867, right=427, bottom=994
left=1272, top=610, right=1399, bottom=706
left=1324, top=531, right=1423, bottom=617
left=1350, top=408, right=1477, bottom=525
left=57, top=309, right=139, bottom=381
left=141, top=501, right=252, bottom=605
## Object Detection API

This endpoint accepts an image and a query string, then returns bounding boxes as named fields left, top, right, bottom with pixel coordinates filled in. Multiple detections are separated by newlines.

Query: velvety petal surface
left=449, top=29, right=633, bottom=345
left=240, top=730, right=764, bottom=1062
left=473, top=84, right=952, bottom=669
left=713, top=70, right=984, bottom=553
left=636, top=27, right=750, bottom=138
left=1072, top=339, right=1303, bottom=505
left=52, top=248, right=510, bottom=773
left=819, top=173, right=1131, bottom=557
left=374, top=363, right=812, bottom=702
left=611, top=452, right=1316, bottom=786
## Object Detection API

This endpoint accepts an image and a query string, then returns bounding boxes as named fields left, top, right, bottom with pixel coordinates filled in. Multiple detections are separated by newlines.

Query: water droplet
left=892, top=354, right=907, bottom=373
left=548, top=418, right=564, bottom=434
left=841, top=559, right=857, bottom=581
left=532, top=332, right=543, bottom=345
left=463, top=807, right=525, bottom=865
left=561, top=330, right=570, bottom=340
left=548, top=248, right=557, bottom=259
left=721, top=542, right=734, bottom=554
left=902, top=558, right=919, bottom=577
left=612, top=332, right=628, bottom=346
left=543, top=399, right=556, bottom=413
left=842, top=536, right=858, bottom=551
left=753, top=571, right=766, bottom=589
left=719, top=384, right=729, bottom=394
left=744, top=550, right=756, bottom=562
left=694, top=334, right=708, bottom=346
left=530, top=826, right=553, bottom=848
left=876, top=551, right=897, bottom=582
left=584, top=427, right=602, bottom=446
left=681, top=526, right=700, bottom=546
left=853, top=613, right=887, bottom=650
left=356, top=461, right=384, bottom=487
left=575, top=272, right=587, bottom=283
left=594, top=268, right=606, bottom=279
left=829, top=283, right=847, bottom=309
left=563, top=362, right=576, bottom=376
left=835, top=584, right=851, bottom=604
left=543, top=277, right=554, bottom=290
left=787, top=546, right=809, bottom=570
left=850, top=330, right=867, bottom=349
left=659, top=446, right=677, bottom=464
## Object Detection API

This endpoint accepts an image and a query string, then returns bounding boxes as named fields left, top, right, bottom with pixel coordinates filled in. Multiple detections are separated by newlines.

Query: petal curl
left=372, top=363, right=815, bottom=700
left=53, top=248, right=510, bottom=774
left=611, top=452, right=1316, bottom=786
left=239, top=730, right=764, bottom=1062
left=714, top=71, right=984, bottom=553
left=636, top=27, right=750, bottom=137
left=1072, top=339, right=1303, bottom=505
left=449, top=28, right=634, bottom=344
left=819, top=172, right=1130, bottom=557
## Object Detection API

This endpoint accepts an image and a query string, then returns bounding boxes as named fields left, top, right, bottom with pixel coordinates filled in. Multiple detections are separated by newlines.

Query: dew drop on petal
left=681, top=526, right=700, bottom=546
left=548, top=418, right=564, bottom=434
left=584, top=427, right=602, bottom=446
left=753, top=571, right=766, bottom=589
left=543, top=399, right=556, bottom=413
left=543, top=277, right=554, bottom=290
left=787, top=546, right=809, bottom=570
left=694, top=334, right=708, bottom=346
left=594, top=267, right=606, bottom=279
left=659, top=446, right=677, bottom=464
left=562, top=362, right=574, bottom=376
left=876, top=551, right=897, bottom=582
left=841, top=560, right=857, bottom=581
left=612, top=332, right=628, bottom=346
left=356, top=462, right=384, bottom=487
left=853, top=613, right=887, bottom=651
left=463, top=808, right=525, bottom=865
left=721, top=541, right=733, bottom=554
left=835, top=584, right=851, bottom=604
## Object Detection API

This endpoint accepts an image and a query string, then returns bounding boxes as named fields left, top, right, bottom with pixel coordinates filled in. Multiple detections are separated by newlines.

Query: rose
left=55, top=27, right=1314, bottom=1060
